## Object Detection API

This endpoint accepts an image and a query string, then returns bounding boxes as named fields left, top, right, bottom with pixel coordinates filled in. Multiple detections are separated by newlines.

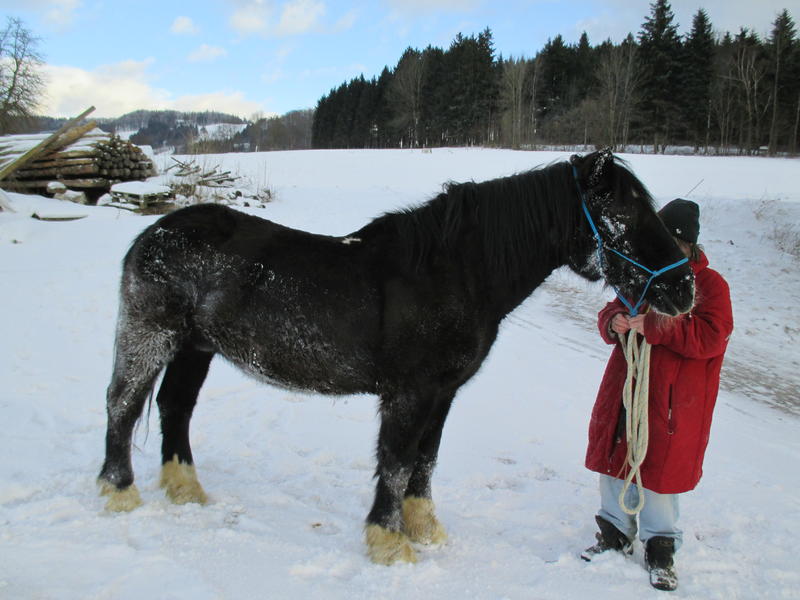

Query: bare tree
left=0, top=17, right=45, bottom=134
left=500, top=57, right=529, bottom=148
left=710, top=66, right=736, bottom=154
left=525, top=55, right=541, bottom=147
left=593, top=37, right=641, bottom=150
left=731, top=33, right=770, bottom=154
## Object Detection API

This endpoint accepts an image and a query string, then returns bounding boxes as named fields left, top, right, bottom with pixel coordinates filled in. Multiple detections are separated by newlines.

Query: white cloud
left=169, top=91, right=263, bottom=116
left=260, top=45, right=293, bottom=84
left=39, top=60, right=262, bottom=119
left=229, top=0, right=272, bottom=35
left=276, top=0, right=325, bottom=36
left=384, top=0, right=480, bottom=15
left=7, top=0, right=83, bottom=28
left=332, top=9, right=358, bottom=33
left=228, top=0, right=337, bottom=37
left=297, top=62, right=367, bottom=81
left=170, top=16, right=200, bottom=35
left=188, top=44, right=228, bottom=62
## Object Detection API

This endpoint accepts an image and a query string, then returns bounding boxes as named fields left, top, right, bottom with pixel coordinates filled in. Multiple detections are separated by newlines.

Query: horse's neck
left=484, top=254, right=566, bottom=319
left=471, top=213, right=578, bottom=317
left=430, top=218, right=572, bottom=319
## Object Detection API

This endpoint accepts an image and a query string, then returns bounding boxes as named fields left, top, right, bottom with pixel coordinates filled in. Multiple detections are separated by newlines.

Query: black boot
left=645, top=536, right=678, bottom=591
left=580, top=515, right=633, bottom=562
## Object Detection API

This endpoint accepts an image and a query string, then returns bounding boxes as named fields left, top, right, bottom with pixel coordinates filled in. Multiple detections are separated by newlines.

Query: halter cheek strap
left=572, top=166, right=688, bottom=316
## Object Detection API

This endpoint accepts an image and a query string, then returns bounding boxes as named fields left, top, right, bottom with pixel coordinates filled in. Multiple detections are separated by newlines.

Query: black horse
left=98, top=150, right=694, bottom=564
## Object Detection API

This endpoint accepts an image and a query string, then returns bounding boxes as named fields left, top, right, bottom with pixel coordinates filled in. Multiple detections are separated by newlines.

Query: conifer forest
left=311, top=2, right=800, bottom=156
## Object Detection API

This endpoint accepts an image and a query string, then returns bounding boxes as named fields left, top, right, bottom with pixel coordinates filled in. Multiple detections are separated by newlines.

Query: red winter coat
left=585, top=252, right=733, bottom=494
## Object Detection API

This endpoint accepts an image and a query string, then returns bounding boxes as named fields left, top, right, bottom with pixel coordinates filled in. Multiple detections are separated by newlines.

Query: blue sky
left=3, top=1, right=792, bottom=119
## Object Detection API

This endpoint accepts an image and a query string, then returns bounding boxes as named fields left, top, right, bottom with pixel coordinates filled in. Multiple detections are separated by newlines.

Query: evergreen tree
left=638, top=0, right=683, bottom=151
left=443, top=29, right=499, bottom=145
left=388, top=48, right=426, bottom=147
left=374, top=67, right=395, bottom=147
left=419, top=46, right=448, bottom=146
left=572, top=32, right=595, bottom=106
left=352, top=76, right=379, bottom=148
left=767, top=9, right=798, bottom=154
left=538, top=34, right=573, bottom=121
left=682, top=9, right=715, bottom=151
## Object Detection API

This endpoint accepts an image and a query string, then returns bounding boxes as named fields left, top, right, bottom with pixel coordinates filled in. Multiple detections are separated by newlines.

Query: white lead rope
left=617, top=327, right=652, bottom=515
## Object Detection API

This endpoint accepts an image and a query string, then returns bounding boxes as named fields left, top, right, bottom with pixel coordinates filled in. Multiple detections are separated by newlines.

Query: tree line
left=312, top=2, right=800, bottom=156
left=190, top=109, right=314, bottom=154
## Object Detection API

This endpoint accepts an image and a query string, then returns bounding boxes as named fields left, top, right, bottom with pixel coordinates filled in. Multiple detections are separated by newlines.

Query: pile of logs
left=0, top=106, right=155, bottom=199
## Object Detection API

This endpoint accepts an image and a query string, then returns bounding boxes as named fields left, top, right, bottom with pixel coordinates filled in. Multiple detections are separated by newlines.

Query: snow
left=1, top=148, right=798, bottom=599
left=109, top=181, right=171, bottom=196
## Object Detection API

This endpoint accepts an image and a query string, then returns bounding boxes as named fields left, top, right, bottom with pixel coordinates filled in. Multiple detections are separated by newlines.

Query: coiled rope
left=617, top=326, right=652, bottom=515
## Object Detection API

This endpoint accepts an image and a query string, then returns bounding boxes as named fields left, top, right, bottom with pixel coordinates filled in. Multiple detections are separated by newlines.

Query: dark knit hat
left=658, top=198, right=700, bottom=243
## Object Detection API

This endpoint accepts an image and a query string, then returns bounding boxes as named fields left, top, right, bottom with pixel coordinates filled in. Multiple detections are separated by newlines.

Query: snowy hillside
left=0, top=149, right=798, bottom=599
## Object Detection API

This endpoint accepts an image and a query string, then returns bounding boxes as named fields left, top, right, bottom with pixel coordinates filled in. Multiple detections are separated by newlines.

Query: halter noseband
left=572, top=165, right=688, bottom=316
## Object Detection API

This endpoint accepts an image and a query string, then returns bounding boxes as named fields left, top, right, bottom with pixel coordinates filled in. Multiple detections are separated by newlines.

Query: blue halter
left=572, top=166, right=688, bottom=316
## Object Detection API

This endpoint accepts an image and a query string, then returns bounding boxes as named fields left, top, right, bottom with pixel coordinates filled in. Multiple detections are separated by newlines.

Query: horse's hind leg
left=365, top=388, right=438, bottom=565
left=99, top=324, right=179, bottom=511
left=156, top=346, right=213, bottom=505
left=402, top=393, right=454, bottom=545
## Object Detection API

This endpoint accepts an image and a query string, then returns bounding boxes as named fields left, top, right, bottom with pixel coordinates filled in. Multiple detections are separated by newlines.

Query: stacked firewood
left=0, top=107, right=155, bottom=198
left=6, top=135, right=154, bottom=188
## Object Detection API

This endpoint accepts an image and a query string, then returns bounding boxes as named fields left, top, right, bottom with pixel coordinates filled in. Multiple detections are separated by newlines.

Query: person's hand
left=628, top=314, right=646, bottom=334
left=610, top=313, right=631, bottom=335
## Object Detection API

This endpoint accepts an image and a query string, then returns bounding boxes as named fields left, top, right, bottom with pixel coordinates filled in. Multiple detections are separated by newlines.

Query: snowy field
left=1, top=148, right=798, bottom=599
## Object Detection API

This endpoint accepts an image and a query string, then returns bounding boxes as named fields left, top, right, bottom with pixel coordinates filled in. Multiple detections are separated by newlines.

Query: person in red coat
left=581, top=199, right=733, bottom=591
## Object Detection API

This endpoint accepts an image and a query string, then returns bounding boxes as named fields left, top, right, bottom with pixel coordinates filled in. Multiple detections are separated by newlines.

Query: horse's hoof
left=402, top=496, right=448, bottom=545
left=365, top=524, right=418, bottom=565
left=99, top=481, right=143, bottom=512
left=159, top=456, right=208, bottom=505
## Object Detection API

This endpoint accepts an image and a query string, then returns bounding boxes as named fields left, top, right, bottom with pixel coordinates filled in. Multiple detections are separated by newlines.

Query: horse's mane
left=362, top=161, right=583, bottom=278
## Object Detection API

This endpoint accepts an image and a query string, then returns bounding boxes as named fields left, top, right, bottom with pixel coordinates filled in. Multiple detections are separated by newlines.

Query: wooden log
left=48, top=150, right=100, bottom=160
left=50, top=177, right=110, bottom=189
left=15, top=163, right=101, bottom=178
left=44, top=120, right=102, bottom=155
left=26, top=157, right=98, bottom=169
left=0, top=106, right=95, bottom=181
left=1, top=177, right=110, bottom=190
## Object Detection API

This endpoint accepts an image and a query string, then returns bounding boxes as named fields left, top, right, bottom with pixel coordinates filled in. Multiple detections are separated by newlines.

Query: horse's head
left=568, top=149, right=695, bottom=316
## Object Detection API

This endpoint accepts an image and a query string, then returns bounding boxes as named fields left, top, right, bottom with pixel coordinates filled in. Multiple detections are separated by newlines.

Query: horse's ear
left=588, top=147, right=614, bottom=187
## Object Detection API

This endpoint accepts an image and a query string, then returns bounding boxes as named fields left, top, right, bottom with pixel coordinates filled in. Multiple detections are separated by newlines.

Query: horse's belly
left=233, top=340, right=376, bottom=395
left=203, top=309, right=378, bottom=395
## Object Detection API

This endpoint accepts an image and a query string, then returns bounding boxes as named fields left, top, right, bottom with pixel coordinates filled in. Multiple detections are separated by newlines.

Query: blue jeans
left=597, top=474, right=683, bottom=550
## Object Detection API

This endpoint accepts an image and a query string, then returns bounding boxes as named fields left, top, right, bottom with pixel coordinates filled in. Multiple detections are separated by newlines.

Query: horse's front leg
left=365, top=390, right=433, bottom=565
left=402, top=393, right=454, bottom=545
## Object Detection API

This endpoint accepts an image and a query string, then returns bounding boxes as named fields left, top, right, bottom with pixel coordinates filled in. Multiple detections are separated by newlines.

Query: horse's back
left=122, top=204, right=383, bottom=395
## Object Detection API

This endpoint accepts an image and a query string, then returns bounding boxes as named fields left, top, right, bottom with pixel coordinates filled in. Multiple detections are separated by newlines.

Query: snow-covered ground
left=1, top=149, right=798, bottom=599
